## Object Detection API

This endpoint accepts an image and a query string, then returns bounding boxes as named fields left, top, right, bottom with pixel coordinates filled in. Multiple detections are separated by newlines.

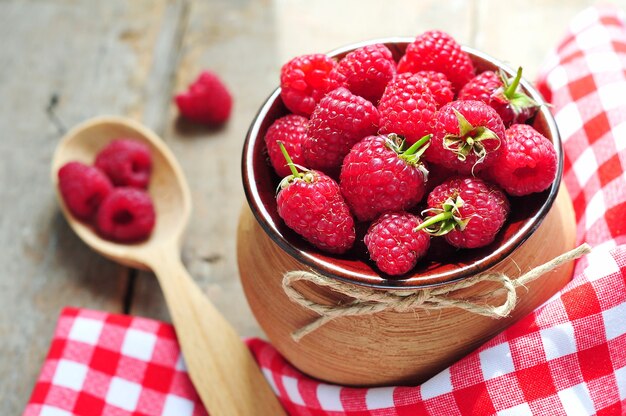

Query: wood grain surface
left=1, top=0, right=622, bottom=413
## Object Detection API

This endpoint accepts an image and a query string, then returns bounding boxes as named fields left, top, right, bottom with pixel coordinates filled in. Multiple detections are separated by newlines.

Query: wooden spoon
left=51, top=116, right=285, bottom=416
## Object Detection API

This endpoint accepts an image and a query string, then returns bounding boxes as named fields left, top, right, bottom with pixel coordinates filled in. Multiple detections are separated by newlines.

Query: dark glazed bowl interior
left=242, top=37, right=563, bottom=290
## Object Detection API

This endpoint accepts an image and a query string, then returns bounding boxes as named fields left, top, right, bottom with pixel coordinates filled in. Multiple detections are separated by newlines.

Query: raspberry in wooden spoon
left=96, top=187, right=156, bottom=243
left=95, top=139, right=152, bottom=189
left=58, top=161, right=113, bottom=220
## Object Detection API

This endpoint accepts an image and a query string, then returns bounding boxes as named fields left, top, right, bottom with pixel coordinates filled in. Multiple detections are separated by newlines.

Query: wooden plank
left=129, top=0, right=279, bottom=338
left=130, top=0, right=473, bottom=338
left=0, top=1, right=167, bottom=413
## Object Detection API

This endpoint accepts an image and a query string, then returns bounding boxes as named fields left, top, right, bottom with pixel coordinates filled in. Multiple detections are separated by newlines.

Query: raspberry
left=418, top=177, right=509, bottom=249
left=397, top=30, right=475, bottom=91
left=364, top=212, right=430, bottom=276
left=378, top=73, right=438, bottom=144
left=280, top=54, right=336, bottom=116
left=413, top=71, right=454, bottom=108
left=329, top=44, right=396, bottom=104
left=175, top=70, right=232, bottom=125
left=96, top=188, right=156, bottom=243
left=458, top=68, right=539, bottom=126
left=490, top=124, right=558, bottom=196
left=264, top=115, right=308, bottom=177
left=277, top=145, right=355, bottom=254
left=58, top=162, right=113, bottom=220
left=340, top=134, right=430, bottom=222
left=95, top=139, right=152, bottom=188
left=458, top=70, right=502, bottom=105
left=426, top=100, right=505, bottom=174
left=304, top=87, right=379, bottom=174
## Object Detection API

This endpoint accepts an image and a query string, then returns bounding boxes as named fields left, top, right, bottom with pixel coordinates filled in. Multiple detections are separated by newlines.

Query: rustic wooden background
left=1, top=0, right=622, bottom=413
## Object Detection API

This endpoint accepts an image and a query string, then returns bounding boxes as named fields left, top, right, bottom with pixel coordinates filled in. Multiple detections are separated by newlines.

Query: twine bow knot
left=283, top=244, right=591, bottom=341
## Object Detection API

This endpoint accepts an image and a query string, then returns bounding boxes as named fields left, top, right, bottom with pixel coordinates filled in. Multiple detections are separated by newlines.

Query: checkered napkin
left=25, top=5, right=626, bottom=416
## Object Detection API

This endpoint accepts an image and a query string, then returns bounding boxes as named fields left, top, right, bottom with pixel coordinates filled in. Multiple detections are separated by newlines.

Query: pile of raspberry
left=265, top=30, right=558, bottom=278
left=57, top=139, right=156, bottom=243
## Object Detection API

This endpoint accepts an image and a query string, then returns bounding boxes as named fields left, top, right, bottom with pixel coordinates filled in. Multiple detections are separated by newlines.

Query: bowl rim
left=242, top=37, right=563, bottom=290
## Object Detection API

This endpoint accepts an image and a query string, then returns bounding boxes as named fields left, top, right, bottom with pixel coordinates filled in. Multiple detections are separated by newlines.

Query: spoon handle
left=146, top=247, right=286, bottom=416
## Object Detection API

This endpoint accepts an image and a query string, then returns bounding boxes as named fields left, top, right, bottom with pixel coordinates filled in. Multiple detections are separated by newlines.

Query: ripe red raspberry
left=413, top=71, right=454, bottom=108
left=280, top=54, right=336, bottom=116
left=426, top=100, right=505, bottom=174
left=58, top=162, right=113, bottom=220
left=397, top=30, right=475, bottom=91
left=95, top=139, right=152, bottom=189
left=329, top=44, right=396, bottom=104
left=418, top=177, right=509, bottom=249
left=175, top=70, right=232, bottom=125
left=96, top=188, right=156, bottom=243
left=458, top=70, right=501, bottom=104
left=378, top=73, right=438, bottom=144
left=277, top=145, right=355, bottom=254
left=364, top=212, right=430, bottom=276
left=490, top=124, right=558, bottom=196
left=458, top=68, right=539, bottom=126
left=264, top=115, right=308, bottom=177
left=340, top=134, right=430, bottom=222
left=304, top=87, right=379, bottom=174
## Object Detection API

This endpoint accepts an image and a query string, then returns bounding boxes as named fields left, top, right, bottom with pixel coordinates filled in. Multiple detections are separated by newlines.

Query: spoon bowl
left=52, top=116, right=285, bottom=415
left=52, top=116, right=191, bottom=270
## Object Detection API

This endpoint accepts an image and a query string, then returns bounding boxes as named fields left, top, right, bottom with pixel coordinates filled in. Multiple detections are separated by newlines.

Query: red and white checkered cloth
left=25, top=5, right=626, bottom=416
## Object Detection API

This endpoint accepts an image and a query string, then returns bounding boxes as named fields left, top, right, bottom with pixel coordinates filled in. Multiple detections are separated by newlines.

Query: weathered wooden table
left=1, top=0, right=620, bottom=413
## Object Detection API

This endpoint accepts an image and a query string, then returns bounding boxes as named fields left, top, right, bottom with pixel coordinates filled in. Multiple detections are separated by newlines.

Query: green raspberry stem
left=279, top=141, right=300, bottom=178
left=504, top=67, right=523, bottom=99
left=404, top=134, right=431, bottom=156
left=415, top=211, right=453, bottom=231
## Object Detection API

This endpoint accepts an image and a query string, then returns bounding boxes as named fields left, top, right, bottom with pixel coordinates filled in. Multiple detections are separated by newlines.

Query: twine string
left=283, top=244, right=591, bottom=341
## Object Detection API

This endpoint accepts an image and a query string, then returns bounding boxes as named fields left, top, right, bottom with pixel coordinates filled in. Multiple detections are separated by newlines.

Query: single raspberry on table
left=378, top=73, right=438, bottom=144
left=412, top=71, right=454, bottom=108
left=175, top=70, right=232, bottom=125
left=264, top=114, right=308, bottom=177
left=340, top=133, right=430, bottom=222
left=458, top=67, right=539, bottom=126
left=426, top=100, right=505, bottom=174
left=95, top=139, right=152, bottom=189
left=304, top=87, right=379, bottom=174
left=489, top=124, right=558, bottom=196
left=277, top=143, right=355, bottom=254
left=417, top=176, right=510, bottom=249
left=58, top=162, right=113, bottom=220
left=397, top=30, right=475, bottom=91
left=96, top=187, right=156, bottom=243
left=364, top=212, right=430, bottom=276
left=280, top=54, right=336, bottom=116
left=329, top=43, right=396, bottom=104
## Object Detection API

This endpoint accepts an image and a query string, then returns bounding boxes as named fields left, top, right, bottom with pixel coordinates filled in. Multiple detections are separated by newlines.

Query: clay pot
left=237, top=38, right=576, bottom=386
